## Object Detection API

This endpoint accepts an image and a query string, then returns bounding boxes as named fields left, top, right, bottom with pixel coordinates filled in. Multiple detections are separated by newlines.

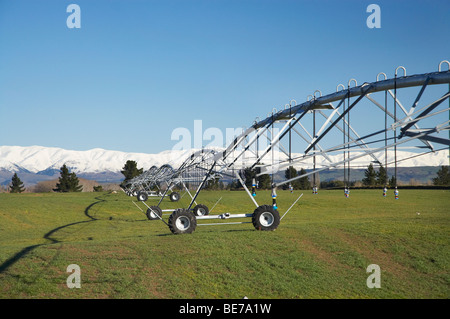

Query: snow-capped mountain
left=0, top=145, right=195, bottom=186
left=0, top=146, right=192, bottom=174
left=0, top=145, right=448, bottom=186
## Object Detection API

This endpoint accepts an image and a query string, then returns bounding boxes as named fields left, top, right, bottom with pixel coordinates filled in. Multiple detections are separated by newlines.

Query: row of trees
left=362, top=164, right=450, bottom=187
left=361, top=164, right=396, bottom=187
left=8, top=161, right=306, bottom=193
left=7, top=160, right=450, bottom=193
left=8, top=164, right=83, bottom=193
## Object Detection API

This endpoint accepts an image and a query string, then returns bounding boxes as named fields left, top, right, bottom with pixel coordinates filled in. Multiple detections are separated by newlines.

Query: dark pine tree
left=120, top=160, right=143, bottom=186
left=54, top=164, right=83, bottom=192
left=298, top=168, right=310, bottom=190
left=284, top=166, right=301, bottom=189
left=10, top=173, right=25, bottom=193
left=285, top=166, right=298, bottom=181
left=388, top=175, right=397, bottom=188
left=362, top=163, right=377, bottom=186
left=68, top=172, right=83, bottom=192
left=257, top=173, right=272, bottom=189
left=432, top=166, right=450, bottom=185
left=242, top=167, right=272, bottom=189
left=243, top=167, right=257, bottom=188
left=54, top=164, right=71, bottom=192
left=376, top=165, right=388, bottom=186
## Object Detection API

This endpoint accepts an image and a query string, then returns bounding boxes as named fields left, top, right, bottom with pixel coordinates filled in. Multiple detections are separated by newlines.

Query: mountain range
left=0, top=145, right=448, bottom=187
left=0, top=145, right=193, bottom=187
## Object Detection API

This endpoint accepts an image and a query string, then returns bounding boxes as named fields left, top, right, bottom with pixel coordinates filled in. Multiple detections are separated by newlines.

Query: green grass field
left=0, top=189, right=448, bottom=299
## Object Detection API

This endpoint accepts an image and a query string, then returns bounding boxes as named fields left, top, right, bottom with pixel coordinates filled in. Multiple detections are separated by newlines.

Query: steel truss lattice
left=126, top=61, right=450, bottom=234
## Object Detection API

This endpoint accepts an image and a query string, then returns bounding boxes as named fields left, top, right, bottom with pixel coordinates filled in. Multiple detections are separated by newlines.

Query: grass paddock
left=0, top=189, right=448, bottom=298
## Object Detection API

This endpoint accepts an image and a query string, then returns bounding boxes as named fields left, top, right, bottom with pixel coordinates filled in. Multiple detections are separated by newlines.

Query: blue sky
left=0, top=0, right=449, bottom=153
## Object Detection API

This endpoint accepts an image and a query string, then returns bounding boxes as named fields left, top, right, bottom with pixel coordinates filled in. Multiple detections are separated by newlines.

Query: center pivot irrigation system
left=124, top=61, right=450, bottom=235
left=123, top=164, right=182, bottom=202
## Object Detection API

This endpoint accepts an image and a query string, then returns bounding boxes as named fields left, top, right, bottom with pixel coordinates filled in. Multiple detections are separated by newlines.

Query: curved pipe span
left=256, top=71, right=450, bottom=130
left=220, top=70, right=450, bottom=159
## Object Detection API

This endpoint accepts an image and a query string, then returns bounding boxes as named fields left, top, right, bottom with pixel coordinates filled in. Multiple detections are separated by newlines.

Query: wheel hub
left=259, top=212, right=274, bottom=227
left=176, top=216, right=190, bottom=231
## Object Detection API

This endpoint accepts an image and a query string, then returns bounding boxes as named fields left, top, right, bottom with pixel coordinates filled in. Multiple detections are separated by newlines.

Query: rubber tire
left=252, top=205, right=280, bottom=231
left=169, top=192, right=180, bottom=202
left=168, top=209, right=197, bottom=234
left=193, top=204, right=209, bottom=216
left=137, top=191, right=148, bottom=202
left=146, top=206, right=162, bottom=220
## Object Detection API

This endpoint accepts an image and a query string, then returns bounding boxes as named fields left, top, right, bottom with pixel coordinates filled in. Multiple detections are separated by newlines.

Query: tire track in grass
left=4, top=193, right=173, bottom=297
left=0, top=194, right=106, bottom=277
